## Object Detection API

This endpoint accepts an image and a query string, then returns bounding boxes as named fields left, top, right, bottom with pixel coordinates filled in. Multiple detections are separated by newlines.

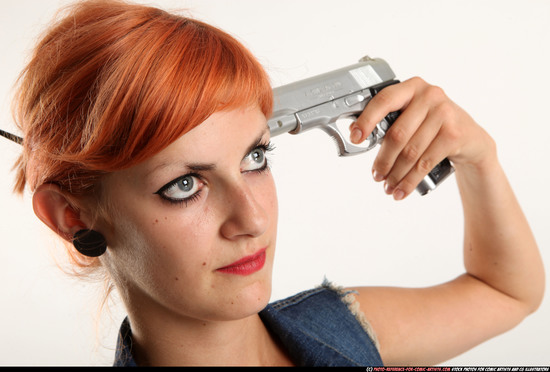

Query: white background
left=0, top=0, right=549, bottom=366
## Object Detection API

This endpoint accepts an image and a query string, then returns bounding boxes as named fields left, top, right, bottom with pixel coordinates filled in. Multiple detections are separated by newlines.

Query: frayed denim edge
left=318, top=277, right=381, bottom=351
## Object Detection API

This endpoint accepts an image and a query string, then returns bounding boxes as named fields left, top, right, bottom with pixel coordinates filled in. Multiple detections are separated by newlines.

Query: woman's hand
left=348, top=77, right=544, bottom=366
left=350, top=77, right=496, bottom=200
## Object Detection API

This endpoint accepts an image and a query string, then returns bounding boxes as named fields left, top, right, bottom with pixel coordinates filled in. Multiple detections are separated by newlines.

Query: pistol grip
left=369, top=81, right=455, bottom=195
left=416, top=158, right=455, bottom=195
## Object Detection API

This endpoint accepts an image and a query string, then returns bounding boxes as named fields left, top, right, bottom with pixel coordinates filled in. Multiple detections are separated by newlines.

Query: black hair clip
left=0, top=129, right=23, bottom=145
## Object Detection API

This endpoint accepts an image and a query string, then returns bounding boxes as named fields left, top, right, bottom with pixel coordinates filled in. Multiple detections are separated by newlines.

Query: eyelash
left=249, top=141, right=275, bottom=174
left=154, top=173, right=204, bottom=207
left=155, top=141, right=275, bottom=207
left=174, top=190, right=202, bottom=208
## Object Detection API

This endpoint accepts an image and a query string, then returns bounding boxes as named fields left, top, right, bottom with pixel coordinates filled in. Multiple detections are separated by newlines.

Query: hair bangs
left=14, top=1, right=273, bottom=196
left=87, top=17, right=274, bottom=171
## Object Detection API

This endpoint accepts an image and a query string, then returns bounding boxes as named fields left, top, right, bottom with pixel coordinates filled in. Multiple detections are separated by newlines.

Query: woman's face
left=99, top=106, right=278, bottom=323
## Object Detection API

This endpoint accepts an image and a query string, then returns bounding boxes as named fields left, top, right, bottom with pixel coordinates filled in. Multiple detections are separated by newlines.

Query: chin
left=218, top=276, right=273, bottom=321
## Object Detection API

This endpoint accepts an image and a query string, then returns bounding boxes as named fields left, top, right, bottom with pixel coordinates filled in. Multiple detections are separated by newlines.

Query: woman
left=4, top=0, right=544, bottom=366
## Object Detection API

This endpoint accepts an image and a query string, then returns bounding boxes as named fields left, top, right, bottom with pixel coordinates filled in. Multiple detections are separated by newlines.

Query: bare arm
left=348, top=77, right=545, bottom=366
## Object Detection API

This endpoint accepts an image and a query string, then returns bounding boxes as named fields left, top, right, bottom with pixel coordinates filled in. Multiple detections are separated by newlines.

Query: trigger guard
left=322, top=123, right=372, bottom=157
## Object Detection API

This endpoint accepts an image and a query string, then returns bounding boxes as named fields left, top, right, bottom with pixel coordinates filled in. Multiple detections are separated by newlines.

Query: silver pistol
left=268, top=56, right=454, bottom=195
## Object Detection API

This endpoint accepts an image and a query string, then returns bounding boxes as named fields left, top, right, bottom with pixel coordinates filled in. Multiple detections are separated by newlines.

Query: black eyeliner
left=158, top=190, right=203, bottom=207
left=153, top=139, right=274, bottom=207
left=154, top=172, right=202, bottom=195
left=242, top=129, right=271, bottom=162
left=248, top=141, right=275, bottom=174
left=154, top=172, right=205, bottom=206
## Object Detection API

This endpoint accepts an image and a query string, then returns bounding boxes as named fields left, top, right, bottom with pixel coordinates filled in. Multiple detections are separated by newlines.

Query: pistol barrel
left=268, top=57, right=395, bottom=137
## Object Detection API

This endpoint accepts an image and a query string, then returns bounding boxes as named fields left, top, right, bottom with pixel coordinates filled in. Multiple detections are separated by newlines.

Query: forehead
left=158, top=106, right=267, bottom=159
left=126, top=106, right=269, bottom=178
left=95, top=106, right=269, bottom=219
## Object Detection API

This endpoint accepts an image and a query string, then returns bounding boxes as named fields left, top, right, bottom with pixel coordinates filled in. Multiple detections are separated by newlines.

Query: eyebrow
left=147, top=127, right=270, bottom=177
left=147, top=159, right=217, bottom=180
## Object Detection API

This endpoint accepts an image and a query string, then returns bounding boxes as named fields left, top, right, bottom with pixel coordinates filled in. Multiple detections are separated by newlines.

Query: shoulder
left=260, top=280, right=383, bottom=366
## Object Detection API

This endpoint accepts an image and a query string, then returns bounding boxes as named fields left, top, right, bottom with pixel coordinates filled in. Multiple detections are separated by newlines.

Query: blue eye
left=155, top=174, right=204, bottom=205
left=242, top=143, right=274, bottom=172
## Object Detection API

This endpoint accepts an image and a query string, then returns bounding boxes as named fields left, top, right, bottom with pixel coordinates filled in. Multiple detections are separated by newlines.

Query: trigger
left=323, top=122, right=371, bottom=157
left=365, top=128, right=379, bottom=150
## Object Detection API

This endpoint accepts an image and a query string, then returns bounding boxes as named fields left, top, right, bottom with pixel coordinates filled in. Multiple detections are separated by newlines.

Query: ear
left=32, top=183, right=86, bottom=243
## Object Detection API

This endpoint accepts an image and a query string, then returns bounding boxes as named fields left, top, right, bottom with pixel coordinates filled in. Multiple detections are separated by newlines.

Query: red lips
left=216, top=248, right=267, bottom=276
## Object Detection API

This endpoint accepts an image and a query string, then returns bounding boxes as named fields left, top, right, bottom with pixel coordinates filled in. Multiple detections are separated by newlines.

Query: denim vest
left=114, top=283, right=383, bottom=366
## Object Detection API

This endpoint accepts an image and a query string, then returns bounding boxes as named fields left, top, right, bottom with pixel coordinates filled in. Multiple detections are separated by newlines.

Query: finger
left=391, top=135, right=452, bottom=200
left=371, top=98, right=430, bottom=182
left=350, top=80, right=417, bottom=144
left=381, top=108, right=444, bottom=192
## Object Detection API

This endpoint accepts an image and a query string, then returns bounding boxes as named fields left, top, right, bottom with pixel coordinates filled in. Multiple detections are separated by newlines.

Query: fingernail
left=393, top=189, right=405, bottom=201
left=350, top=128, right=362, bottom=144
left=373, top=170, right=385, bottom=182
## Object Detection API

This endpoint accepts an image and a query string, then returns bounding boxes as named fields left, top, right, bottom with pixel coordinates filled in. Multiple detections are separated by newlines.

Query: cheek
left=105, top=199, right=218, bottom=291
left=137, top=208, right=217, bottom=268
left=260, top=174, right=278, bottom=225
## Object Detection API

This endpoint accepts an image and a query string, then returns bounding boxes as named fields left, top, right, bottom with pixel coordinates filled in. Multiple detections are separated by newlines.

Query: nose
left=219, top=180, right=269, bottom=240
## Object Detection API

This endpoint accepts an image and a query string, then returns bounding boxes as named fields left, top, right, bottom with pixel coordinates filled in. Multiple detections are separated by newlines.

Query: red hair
left=13, top=0, right=273, bottom=197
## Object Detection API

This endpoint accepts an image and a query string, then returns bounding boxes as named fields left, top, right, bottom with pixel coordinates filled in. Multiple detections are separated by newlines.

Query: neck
left=128, top=307, right=292, bottom=366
